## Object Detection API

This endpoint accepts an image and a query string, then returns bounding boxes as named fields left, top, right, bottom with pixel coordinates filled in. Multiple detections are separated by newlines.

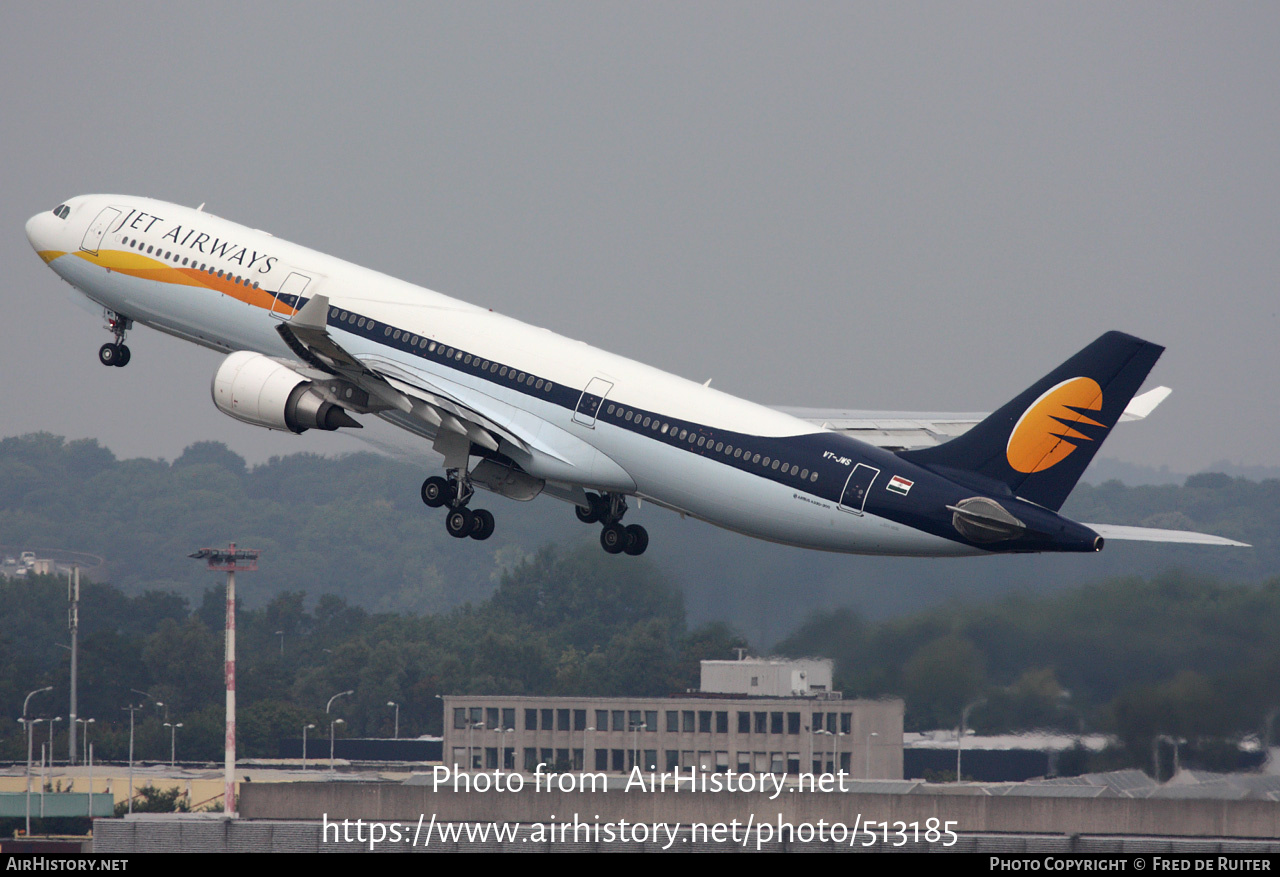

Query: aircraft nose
left=25, top=212, right=45, bottom=249
left=25, top=210, right=58, bottom=256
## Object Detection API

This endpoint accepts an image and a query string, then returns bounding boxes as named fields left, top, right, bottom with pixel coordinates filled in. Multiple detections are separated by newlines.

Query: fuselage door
left=270, top=271, right=313, bottom=319
left=838, top=463, right=880, bottom=514
left=573, top=377, right=614, bottom=427
left=79, top=207, right=121, bottom=256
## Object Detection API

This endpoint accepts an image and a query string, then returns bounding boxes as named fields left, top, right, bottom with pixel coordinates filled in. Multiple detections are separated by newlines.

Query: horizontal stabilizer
left=1085, top=523, right=1250, bottom=548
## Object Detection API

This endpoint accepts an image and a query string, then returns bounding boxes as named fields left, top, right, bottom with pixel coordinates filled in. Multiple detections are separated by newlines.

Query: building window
left=612, top=750, right=625, bottom=772
left=787, top=712, right=800, bottom=735
left=524, top=748, right=537, bottom=771
left=596, top=710, right=610, bottom=732
left=738, top=712, right=750, bottom=734
left=574, top=709, right=587, bottom=731
left=666, top=711, right=679, bottom=733
left=453, top=708, right=466, bottom=730
left=754, top=712, right=767, bottom=734
left=666, top=750, right=679, bottom=771
left=628, top=710, right=643, bottom=731
left=595, top=749, right=608, bottom=771
left=557, top=709, right=570, bottom=731
left=612, top=710, right=625, bottom=732
left=699, top=711, right=712, bottom=734
left=770, top=712, right=783, bottom=734
left=645, top=711, right=657, bottom=732
left=683, top=711, right=695, bottom=733
left=502, top=708, right=515, bottom=731
left=716, top=712, right=728, bottom=734
left=541, top=708, right=553, bottom=730
left=841, top=713, right=852, bottom=735
left=525, top=709, right=538, bottom=731
left=486, top=707, right=499, bottom=729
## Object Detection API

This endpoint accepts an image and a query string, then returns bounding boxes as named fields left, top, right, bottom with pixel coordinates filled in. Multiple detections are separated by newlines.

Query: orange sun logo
left=1006, top=377, right=1105, bottom=474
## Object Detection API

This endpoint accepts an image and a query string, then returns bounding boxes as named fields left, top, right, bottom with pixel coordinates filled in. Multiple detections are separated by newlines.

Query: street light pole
left=387, top=701, right=399, bottom=739
left=329, top=719, right=345, bottom=771
left=190, top=543, right=259, bottom=819
left=21, top=717, right=44, bottom=836
left=123, top=704, right=141, bottom=815
left=957, top=698, right=986, bottom=783
left=302, top=724, right=315, bottom=771
left=865, top=732, right=879, bottom=778
left=165, top=723, right=183, bottom=769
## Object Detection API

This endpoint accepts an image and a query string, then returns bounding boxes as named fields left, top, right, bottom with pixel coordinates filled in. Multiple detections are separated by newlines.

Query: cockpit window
left=52, top=204, right=70, bottom=219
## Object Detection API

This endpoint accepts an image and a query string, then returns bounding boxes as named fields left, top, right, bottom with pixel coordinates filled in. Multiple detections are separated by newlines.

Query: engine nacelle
left=211, top=351, right=360, bottom=434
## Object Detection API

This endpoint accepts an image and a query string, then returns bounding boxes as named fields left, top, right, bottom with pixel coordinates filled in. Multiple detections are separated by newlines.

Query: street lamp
left=468, top=721, right=485, bottom=770
left=123, top=703, right=143, bottom=815
left=957, top=698, right=986, bottom=783
left=815, top=729, right=833, bottom=772
left=387, top=701, right=400, bottom=739
left=329, top=718, right=345, bottom=771
left=19, top=717, right=45, bottom=836
left=23, top=686, right=53, bottom=720
left=865, top=732, right=879, bottom=778
left=494, top=727, right=514, bottom=770
left=75, top=718, right=95, bottom=767
left=164, top=722, right=184, bottom=768
left=302, top=724, right=316, bottom=771
left=630, top=721, right=647, bottom=770
left=275, top=630, right=284, bottom=658
left=327, top=690, right=354, bottom=715
left=47, top=717, right=63, bottom=767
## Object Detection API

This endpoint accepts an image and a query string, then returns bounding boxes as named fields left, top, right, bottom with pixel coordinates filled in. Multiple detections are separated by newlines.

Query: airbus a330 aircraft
left=25, top=195, right=1246, bottom=557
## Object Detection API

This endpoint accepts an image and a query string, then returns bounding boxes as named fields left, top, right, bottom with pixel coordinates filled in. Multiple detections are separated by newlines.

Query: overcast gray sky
left=2, top=3, right=1276, bottom=472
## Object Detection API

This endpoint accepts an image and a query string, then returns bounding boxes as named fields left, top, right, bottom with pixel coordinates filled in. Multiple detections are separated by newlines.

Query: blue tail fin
left=900, top=331, right=1164, bottom=511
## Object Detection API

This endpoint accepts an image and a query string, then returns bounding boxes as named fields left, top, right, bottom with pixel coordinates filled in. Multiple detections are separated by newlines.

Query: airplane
left=25, top=195, right=1247, bottom=558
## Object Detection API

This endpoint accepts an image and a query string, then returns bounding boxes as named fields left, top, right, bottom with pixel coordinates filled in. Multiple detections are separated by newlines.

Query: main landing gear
left=98, top=312, right=133, bottom=368
left=576, top=492, right=648, bottom=556
left=421, top=471, right=495, bottom=541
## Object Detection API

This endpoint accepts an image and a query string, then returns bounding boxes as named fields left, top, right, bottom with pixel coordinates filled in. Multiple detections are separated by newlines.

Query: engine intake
left=211, top=351, right=360, bottom=434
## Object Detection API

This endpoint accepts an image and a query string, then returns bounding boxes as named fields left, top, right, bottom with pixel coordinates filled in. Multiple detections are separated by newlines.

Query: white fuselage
left=26, top=194, right=978, bottom=557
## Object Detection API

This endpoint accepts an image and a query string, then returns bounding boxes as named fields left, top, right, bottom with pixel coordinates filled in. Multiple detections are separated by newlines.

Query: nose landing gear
left=98, top=312, right=133, bottom=367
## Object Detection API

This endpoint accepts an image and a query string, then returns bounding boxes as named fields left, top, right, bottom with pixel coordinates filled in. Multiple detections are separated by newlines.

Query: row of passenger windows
left=120, top=237, right=260, bottom=289
left=602, top=402, right=819, bottom=482
left=328, top=307, right=555, bottom=394
left=455, top=706, right=852, bottom=735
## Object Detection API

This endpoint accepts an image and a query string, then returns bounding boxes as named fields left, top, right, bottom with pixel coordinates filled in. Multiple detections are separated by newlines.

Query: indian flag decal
left=887, top=475, right=914, bottom=496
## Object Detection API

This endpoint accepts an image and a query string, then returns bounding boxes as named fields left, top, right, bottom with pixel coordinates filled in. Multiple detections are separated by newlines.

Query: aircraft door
left=573, top=377, right=614, bottom=427
left=270, top=271, right=313, bottom=319
left=838, top=464, right=880, bottom=514
left=80, top=207, right=121, bottom=256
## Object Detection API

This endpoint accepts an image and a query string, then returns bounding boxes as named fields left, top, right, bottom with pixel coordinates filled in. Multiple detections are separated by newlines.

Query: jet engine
left=211, top=351, right=361, bottom=434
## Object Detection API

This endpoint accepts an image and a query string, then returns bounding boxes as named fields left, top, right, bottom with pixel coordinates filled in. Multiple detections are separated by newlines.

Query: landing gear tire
left=446, top=508, right=475, bottom=538
left=623, top=524, right=649, bottom=556
left=421, top=476, right=450, bottom=508
left=470, top=509, right=495, bottom=540
left=98, top=343, right=120, bottom=367
left=601, top=522, right=626, bottom=554
left=114, top=344, right=131, bottom=367
left=575, top=501, right=599, bottom=524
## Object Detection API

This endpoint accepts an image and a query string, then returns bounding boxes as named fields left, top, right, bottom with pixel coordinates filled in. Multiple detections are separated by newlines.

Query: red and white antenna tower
left=189, top=543, right=259, bottom=818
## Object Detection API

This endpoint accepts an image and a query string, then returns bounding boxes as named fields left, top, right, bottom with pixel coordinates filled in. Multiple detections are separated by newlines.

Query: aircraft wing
left=276, top=294, right=524, bottom=455
left=774, top=387, right=1172, bottom=452
left=1084, top=523, right=1250, bottom=547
